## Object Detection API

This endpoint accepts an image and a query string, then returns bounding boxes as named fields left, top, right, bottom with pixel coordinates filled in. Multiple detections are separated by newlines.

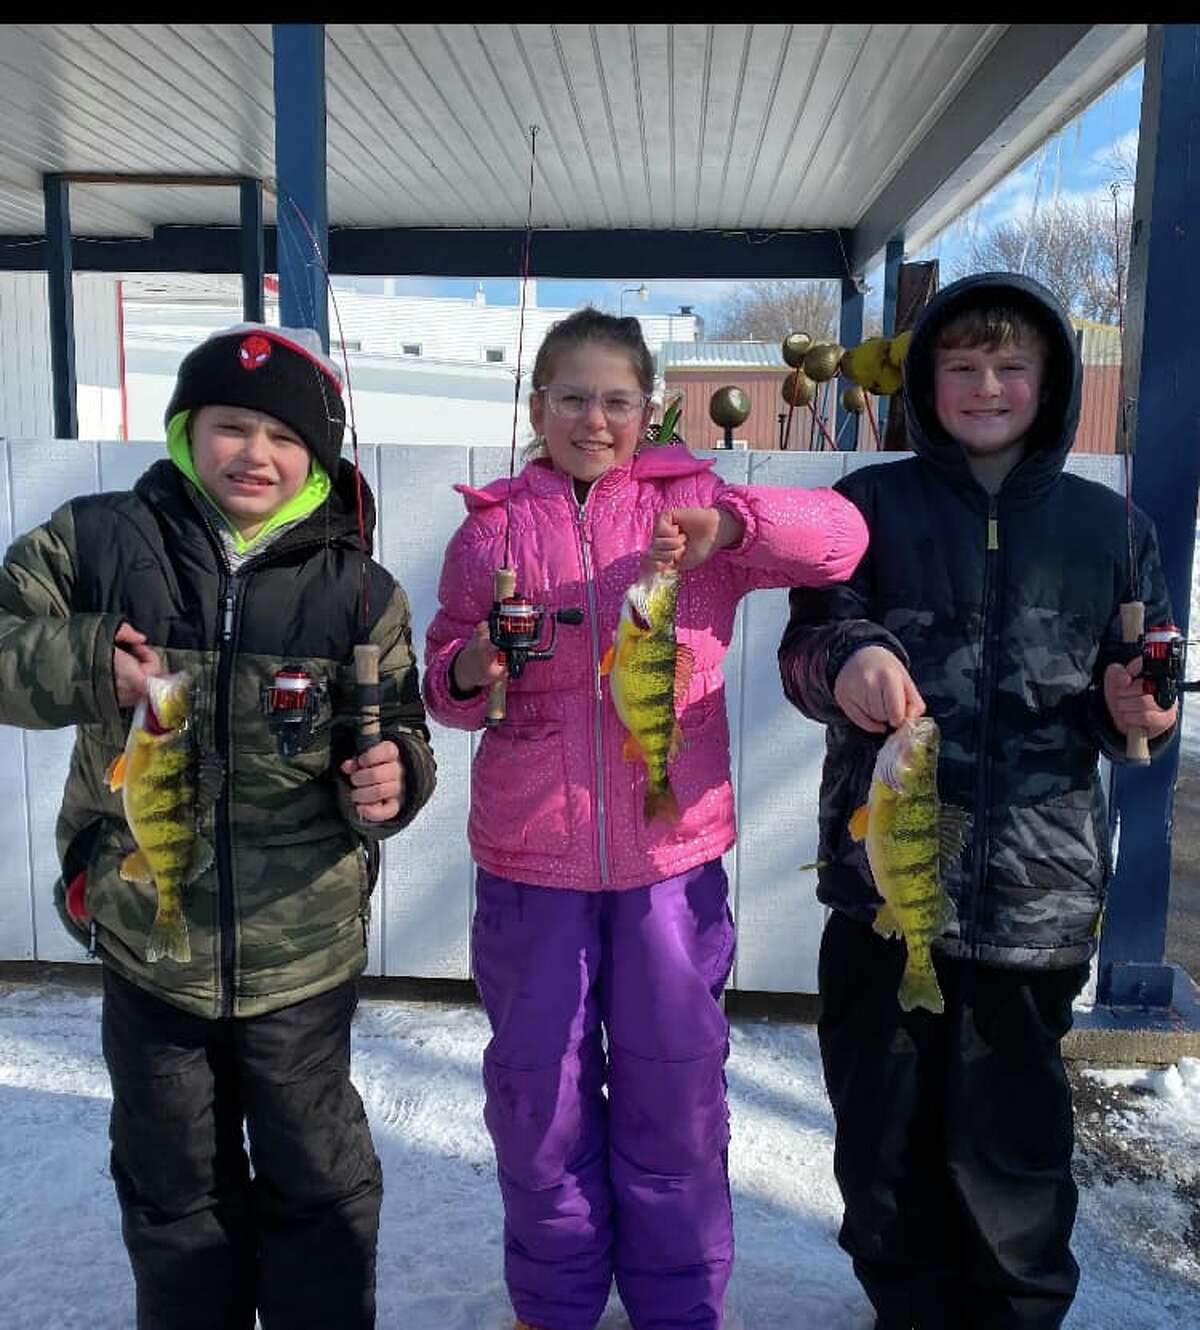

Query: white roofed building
left=0, top=272, right=702, bottom=447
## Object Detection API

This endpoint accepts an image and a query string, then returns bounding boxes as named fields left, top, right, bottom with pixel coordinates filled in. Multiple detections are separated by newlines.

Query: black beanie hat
left=165, top=323, right=346, bottom=474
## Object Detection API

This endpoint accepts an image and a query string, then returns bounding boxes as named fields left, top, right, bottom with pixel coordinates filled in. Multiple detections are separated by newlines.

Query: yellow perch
left=106, top=670, right=211, bottom=964
left=849, top=716, right=966, bottom=1014
left=600, top=567, right=694, bottom=824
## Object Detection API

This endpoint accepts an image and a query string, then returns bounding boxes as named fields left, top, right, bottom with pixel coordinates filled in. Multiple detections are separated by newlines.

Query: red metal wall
left=665, top=369, right=850, bottom=451
left=667, top=362, right=1120, bottom=453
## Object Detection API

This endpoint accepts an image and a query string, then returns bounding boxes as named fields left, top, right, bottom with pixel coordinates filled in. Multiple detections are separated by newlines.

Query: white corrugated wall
left=0, top=273, right=123, bottom=440
left=0, top=441, right=1123, bottom=992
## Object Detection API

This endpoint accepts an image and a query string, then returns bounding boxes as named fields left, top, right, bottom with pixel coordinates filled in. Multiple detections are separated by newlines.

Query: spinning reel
left=486, top=568, right=582, bottom=726
left=1137, top=623, right=1197, bottom=710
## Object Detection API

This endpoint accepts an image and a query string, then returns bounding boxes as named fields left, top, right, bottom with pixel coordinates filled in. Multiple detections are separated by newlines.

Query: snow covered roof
left=659, top=341, right=787, bottom=370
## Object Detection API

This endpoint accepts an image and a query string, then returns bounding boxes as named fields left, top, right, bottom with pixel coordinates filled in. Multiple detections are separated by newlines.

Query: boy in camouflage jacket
left=779, top=274, right=1176, bottom=1329
left=0, top=324, right=436, bottom=1330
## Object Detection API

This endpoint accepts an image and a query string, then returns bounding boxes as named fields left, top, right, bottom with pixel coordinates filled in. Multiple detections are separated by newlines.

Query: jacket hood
left=136, top=455, right=377, bottom=553
left=901, top=272, right=1082, bottom=499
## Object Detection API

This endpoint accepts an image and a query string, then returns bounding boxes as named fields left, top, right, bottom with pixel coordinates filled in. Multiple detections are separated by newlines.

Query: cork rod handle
left=1120, top=601, right=1150, bottom=764
left=486, top=568, right=517, bottom=727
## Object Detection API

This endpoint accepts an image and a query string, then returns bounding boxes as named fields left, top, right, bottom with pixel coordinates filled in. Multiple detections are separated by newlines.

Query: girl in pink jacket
left=424, top=309, right=867, bottom=1330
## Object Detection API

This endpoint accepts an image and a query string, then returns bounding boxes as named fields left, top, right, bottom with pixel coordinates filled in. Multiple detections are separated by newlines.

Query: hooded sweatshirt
left=778, top=273, right=1174, bottom=969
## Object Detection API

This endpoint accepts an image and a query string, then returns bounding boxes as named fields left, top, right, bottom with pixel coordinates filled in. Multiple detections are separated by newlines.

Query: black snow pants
left=101, top=966, right=382, bottom=1330
left=817, top=910, right=1089, bottom=1330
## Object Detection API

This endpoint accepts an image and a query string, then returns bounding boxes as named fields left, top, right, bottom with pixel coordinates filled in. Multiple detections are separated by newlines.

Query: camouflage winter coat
left=0, top=459, right=436, bottom=1017
left=779, top=273, right=1174, bottom=969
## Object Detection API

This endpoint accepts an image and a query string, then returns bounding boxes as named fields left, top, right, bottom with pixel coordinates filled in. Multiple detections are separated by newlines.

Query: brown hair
left=531, top=307, right=655, bottom=393
left=935, top=303, right=1048, bottom=354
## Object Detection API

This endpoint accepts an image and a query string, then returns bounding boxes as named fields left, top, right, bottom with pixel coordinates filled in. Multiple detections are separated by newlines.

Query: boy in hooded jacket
left=778, top=273, right=1177, bottom=1329
left=0, top=324, right=437, bottom=1330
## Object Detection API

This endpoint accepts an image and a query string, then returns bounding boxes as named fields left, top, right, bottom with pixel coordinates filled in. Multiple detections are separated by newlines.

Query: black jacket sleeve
left=777, top=483, right=909, bottom=724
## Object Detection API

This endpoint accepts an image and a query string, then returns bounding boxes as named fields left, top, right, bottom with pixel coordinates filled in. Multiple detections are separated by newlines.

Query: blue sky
left=334, top=64, right=1144, bottom=334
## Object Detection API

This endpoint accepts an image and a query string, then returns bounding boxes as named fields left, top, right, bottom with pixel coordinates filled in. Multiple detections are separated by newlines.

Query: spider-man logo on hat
left=238, top=334, right=273, bottom=371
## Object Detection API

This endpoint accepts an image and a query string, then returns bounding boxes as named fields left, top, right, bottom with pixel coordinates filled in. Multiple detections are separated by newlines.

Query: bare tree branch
left=709, top=280, right=841, bottom=342
left=954, top=185, right=1133, bottom=325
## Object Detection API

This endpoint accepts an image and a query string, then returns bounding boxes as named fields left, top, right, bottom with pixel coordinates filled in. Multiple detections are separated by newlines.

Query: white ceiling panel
left=0, top=21, right=1145, bottom=266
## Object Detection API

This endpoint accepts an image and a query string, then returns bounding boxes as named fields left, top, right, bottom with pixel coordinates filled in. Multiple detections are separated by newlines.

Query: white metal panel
left=0, top=274, right=54, bottom=438
left=8, top=441, right=101, bottom=962
left=0, top=442, right=35, bottom=959
left=0, top=273, right=127, bottom=441
left=0, top=442, right=1136, bottom=989
left=1063, top=452, right=1123, bottom=492
left=731, top=450, right=847, bottom=992
left=375, top=443, right=475, bottom=979
left=97, top=442, right=162, bottom=494
left=704, top=449, right=749, bottom=961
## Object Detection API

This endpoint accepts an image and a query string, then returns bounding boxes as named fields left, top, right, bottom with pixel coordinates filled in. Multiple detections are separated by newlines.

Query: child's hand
left=452, top=622, right=507, bottom=693
left=1104, top=658, right=1178, bottom=740
left=341, top=739, right=404, bottom=823
left=834, top=645, right=926, bottom=734
left=113, top=622, right=163, bottom=708
left=641, top=507, right=745, bottom=576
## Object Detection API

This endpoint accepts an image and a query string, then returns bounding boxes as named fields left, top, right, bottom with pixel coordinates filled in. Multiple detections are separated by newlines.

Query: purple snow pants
left=472, top=859, right=737, bottom=1330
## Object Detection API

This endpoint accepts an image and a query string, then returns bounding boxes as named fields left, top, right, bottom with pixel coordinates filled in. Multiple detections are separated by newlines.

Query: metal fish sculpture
left=106, top=671, right=212, bottom=964
left=600, top=568, right=694, bottom=823
left=849, top=716, right=968, bottom=1014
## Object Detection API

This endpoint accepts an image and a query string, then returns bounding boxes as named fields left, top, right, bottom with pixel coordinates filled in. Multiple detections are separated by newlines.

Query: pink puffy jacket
left=424, top=445, right=868, bottom=891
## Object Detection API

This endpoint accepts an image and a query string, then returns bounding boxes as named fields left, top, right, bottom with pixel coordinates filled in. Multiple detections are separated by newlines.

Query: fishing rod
left=485, top=125, right=582, bottom=727
left=1107, top=180, right=1197, bottom=758
left=266, top=189, right=381, bottom=754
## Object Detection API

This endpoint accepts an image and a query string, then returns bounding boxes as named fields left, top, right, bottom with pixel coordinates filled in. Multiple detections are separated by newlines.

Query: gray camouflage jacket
left=779, top=273, right=1174, bottom=969
left=0, top=458, right=436, bottom=1017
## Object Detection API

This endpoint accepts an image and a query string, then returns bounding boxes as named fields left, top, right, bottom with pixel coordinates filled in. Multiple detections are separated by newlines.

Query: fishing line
left=276, top=187, right=371, bottom=626
left=1110, top=180, right=1138, bottom=600
left=503, top=125, right=540, bottom=573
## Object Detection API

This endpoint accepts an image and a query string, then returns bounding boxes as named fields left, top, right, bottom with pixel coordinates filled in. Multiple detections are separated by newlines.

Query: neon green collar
left=166, top=411, right=331, bottom=554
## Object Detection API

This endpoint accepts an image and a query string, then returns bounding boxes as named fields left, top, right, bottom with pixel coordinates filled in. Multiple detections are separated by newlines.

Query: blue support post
left=836, top=276, right=864, bottom=450
left=43, top=174, right=77, bottom=439
left=1098, top=24, right=1200, bottom=1009
left=878, top=236, right=904, bottom=433
left=240, top=178, right=265, bottom=324
left=272, top=24, right=328, bottom=349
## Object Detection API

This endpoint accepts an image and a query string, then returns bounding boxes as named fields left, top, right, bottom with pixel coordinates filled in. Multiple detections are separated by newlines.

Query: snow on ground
left=1, top=983, right=1198, bottom=1328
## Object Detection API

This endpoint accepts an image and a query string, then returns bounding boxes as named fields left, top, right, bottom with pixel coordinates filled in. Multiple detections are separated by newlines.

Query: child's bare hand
left=834, top=645, right=926, bottom=734
left=452, top=622, right=507, bottom=693
left=1104, top=658, right=1178, bottom=740
left=642, top=507, right=745, bottom=576
left=341, top=740, right=404, bottom=822
left=113, top=622, right=163, bottom=708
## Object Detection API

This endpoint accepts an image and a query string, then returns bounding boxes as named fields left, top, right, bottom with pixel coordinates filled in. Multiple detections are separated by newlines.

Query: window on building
left=484, top=347, right=505, bottom=363
left=333, top=337, right=362, bottom=354
left=402, top=342, right=422, bottom=357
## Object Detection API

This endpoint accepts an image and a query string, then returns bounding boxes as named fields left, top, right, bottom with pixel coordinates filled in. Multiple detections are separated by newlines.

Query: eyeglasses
left=539, top=385, right=649, bottom=426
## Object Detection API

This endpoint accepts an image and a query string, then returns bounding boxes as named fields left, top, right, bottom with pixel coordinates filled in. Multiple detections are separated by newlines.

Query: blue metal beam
left=1099, top=24, right=1200, bottom=1006
left=273, top=24, right=328, bottom=348
left=878, top=237, right=904, bottom=434
left=42, top=175, right=77, bottom=439
left=0, top=226, right=848, bottom=280
left=239, top=178, right=264, bottom=324
left=836, top=277, right=864, bottom=451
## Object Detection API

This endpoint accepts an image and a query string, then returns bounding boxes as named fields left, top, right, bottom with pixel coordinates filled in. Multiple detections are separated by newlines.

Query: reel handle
left=486, top=568, right=517, bottom=727
left=354, top=643, right=382, bottom=755
left=1120, top=601, right=1151, bottom=764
